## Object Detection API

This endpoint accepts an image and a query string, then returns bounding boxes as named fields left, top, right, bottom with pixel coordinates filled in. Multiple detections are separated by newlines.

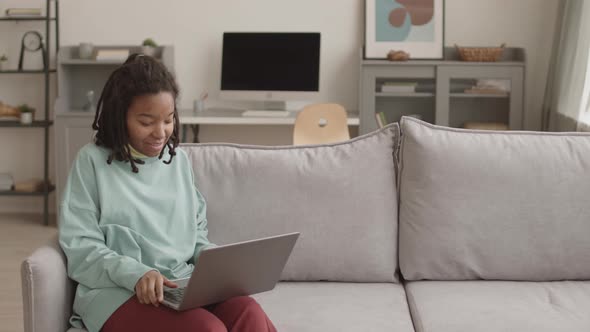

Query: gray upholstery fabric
left=398, top=117, right=590, bottom=281
left=253, top=282, right=415, bottom=332
left=62, top=283, right=415, bottom=332
left=406, top=280, right=590, bottom=332
left=21, top=235, right=75, bottom=332
left=182, top=123, right=400, bottom=282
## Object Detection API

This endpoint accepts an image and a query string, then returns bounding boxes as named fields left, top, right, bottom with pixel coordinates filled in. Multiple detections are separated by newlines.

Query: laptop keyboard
left=164, top=287, right=186, bottom=305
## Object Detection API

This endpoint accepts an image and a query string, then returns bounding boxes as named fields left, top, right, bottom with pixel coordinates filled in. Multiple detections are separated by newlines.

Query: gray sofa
left=22, top=117, right=590, bottom=331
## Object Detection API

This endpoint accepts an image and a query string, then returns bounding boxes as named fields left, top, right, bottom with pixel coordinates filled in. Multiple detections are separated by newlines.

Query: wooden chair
left=293, top=103, right=350, bottom=145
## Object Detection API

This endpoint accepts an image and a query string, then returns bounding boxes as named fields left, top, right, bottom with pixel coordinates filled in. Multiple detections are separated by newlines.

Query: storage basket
left=455, top=43, right=506, bottom=62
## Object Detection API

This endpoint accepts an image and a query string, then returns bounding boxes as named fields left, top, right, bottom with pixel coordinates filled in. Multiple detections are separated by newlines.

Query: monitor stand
left=242, top=101, right=291, bottom=117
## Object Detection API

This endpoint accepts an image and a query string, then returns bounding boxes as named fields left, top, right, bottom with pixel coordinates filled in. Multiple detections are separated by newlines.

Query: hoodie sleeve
left=192, top=186, right=216, bottom=264
left=58, top=148, right=154, bottom=292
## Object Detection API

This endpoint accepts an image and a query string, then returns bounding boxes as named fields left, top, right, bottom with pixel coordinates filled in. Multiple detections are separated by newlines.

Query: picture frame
left=364, top=0, right=445, bottom=59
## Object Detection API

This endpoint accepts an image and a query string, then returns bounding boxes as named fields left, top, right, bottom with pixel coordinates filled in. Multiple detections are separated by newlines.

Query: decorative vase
left=141, top=46, right=157, bottom=57
left=79, top=43, right=94, bottom=59
left=20, top=113, right=33, bottom=124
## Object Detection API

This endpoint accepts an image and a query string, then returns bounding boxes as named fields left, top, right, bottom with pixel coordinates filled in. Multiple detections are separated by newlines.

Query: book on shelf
left=380, top=82, right=417, bottom=93
left=464, top=87, right=509, bottom=96
left=381, top=86, right=416, bottom=93
left=0, top=116, right=19, bottom=121
left=5, top=8, right=42, bottom=16
left=476, top=79, right=511, bottom=91
left=382, top=81, right=417, bottom=86
left=95, top=49, right=130, bottom=61
left=464, top=79, right=510, bottom=96
left=375, top=112, right=388, bottom=128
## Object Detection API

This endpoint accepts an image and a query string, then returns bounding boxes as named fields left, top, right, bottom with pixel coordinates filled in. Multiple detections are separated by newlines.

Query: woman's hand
left=135, top=270, right=178, bottom=307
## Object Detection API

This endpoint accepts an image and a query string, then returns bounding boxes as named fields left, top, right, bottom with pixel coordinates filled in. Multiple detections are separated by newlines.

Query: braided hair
left=92, top=53, right=180, bottom=173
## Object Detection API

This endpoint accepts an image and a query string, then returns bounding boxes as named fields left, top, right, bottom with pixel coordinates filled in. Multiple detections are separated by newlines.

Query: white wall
left=445, top=0, right=559, bottom=131
left=0, top=0, right=560, bottom=213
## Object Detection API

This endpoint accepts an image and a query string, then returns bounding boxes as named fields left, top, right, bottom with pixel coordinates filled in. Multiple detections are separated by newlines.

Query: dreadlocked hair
left=92, top=53, right=180, bottom=173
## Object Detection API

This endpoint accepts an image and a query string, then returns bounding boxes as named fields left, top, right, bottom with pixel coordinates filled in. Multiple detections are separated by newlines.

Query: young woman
left=58, top=54, right=277, bottom=332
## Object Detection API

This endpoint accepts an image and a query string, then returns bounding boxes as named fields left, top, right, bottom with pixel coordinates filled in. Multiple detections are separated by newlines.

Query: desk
left=178, top=108, right=360, bottom=143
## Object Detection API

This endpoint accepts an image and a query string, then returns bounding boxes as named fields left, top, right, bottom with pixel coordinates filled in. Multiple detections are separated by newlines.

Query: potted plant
left=18, top=104, right=35, bottom=124
left=0, top=54, right=7, bottom=71
left=141, top=38, right=158, bottom=57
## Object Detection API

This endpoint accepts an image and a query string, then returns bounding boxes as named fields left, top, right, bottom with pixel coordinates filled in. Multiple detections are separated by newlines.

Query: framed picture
left=365, top=0, right=445, bottom=59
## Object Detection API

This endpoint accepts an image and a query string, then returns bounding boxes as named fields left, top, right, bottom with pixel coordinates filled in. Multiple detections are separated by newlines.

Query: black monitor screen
left=221, top=33, right=320, bottom=92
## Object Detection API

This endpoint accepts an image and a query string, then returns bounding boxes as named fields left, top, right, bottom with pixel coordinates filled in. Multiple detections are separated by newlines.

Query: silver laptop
left=162, top=232, right=299, bottom=311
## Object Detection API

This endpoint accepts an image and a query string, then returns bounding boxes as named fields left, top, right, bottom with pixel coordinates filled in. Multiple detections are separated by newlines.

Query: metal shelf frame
left=0, top=0, right=60, bottom=225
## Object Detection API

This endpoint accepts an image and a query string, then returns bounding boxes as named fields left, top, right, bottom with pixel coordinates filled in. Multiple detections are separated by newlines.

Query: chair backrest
left=293, top=103, right=350, bottom=145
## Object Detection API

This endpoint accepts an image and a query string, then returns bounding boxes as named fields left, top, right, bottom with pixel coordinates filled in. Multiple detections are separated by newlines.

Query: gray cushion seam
left=21, top=259, right=33, bottom=332
left=392, top=124, right=401, bottom=282
left=396, top=128, right=406, bottom=280
left=405, top=285, right=425, bottom=332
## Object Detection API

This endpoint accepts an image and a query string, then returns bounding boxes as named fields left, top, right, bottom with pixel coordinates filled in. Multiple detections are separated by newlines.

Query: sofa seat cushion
left=67, top=282, right=416, bottom=332
left=252, top=282, right=415, bottom=332
left=405, top=280, right=590, bottom=332
left=183, top=123, right=400, bottom=282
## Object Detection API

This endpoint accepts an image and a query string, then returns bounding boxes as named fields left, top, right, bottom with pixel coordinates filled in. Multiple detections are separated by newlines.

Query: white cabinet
left=54, top=114, right=94, bottom=206
left=359, top=47, right=526, bottom=134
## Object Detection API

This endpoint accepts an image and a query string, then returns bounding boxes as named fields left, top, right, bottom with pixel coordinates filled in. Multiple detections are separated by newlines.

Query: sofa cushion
left=183, top=123, right=400, bottom=282
left=399, top=117, right=590, bottom=281
left=253, top=282, right=415, bottom=332
left=405, top=280, right=590, bottom=332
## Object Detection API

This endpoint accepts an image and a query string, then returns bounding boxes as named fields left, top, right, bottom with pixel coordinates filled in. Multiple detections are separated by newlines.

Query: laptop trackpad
left=165, top=277, right=190, bottom=290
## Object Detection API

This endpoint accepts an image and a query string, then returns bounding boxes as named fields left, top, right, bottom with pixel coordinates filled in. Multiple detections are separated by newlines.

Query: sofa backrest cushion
left=398, top=117, right=590, bottom=281
left=182, top=123, right=400, bottom=282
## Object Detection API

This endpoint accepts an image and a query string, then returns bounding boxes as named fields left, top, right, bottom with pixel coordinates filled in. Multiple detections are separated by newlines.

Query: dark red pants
left=102, top=295, right=277, bottom=332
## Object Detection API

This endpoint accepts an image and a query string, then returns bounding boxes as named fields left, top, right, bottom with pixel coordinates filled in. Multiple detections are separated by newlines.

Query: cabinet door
left=360, top=65, right=435, bottom=134
left=54, top=115, right=95, bottom=214
left=436, top=65, right=524, bottom=129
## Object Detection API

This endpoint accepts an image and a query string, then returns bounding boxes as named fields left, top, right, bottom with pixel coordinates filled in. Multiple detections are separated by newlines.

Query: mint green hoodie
left=59, top=143, right=213, bottom=332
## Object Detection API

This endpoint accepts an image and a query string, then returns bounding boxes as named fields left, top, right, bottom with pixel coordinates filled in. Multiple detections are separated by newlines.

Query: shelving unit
left=359, top=47, right=525, bottom=134
left=0, top=120, right=54, bottom=127
left=0, top=69, right=56, bottom=74
left=0, top=0, right=59, bottom=225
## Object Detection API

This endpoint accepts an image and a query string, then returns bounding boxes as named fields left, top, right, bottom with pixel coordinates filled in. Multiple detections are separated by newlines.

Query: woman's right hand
left=135, top=270, right=178, bottom=307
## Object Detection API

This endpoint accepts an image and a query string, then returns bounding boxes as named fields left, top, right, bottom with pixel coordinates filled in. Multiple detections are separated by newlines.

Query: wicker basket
left=455, top=43, right=506, bottom=62
left=0, top=102, right=19, bottom=117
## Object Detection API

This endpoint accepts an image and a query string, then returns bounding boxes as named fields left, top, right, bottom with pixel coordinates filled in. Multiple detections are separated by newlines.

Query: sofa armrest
left=21, top=234, right=75, bottom=332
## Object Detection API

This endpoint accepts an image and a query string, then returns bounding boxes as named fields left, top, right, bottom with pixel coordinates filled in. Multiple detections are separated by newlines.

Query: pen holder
left=194, top=99, right=205, bottom=113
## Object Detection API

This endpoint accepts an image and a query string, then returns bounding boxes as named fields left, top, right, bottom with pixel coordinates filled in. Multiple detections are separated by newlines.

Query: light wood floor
left=0, top=214, right=57, bottom=332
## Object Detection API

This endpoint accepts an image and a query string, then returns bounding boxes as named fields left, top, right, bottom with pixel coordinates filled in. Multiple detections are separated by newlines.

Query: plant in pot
left=141, top=38, right=158, bottom=57
left=0, top=54, right=7, bottom=71
left=18, top=104, right=35, bottom=125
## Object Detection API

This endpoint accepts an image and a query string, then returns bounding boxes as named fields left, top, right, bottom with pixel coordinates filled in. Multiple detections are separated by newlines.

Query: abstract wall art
left=365, top=0, right=444, bottom=59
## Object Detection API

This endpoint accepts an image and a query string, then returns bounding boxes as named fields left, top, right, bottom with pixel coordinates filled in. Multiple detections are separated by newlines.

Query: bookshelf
left=0, top=0, right=59, bottom=225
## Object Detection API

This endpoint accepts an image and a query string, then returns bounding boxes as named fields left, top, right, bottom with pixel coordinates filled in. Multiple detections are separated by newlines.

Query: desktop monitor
left=220, top=32, right=320, bottom=110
